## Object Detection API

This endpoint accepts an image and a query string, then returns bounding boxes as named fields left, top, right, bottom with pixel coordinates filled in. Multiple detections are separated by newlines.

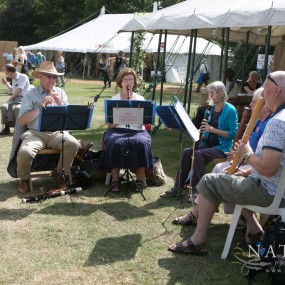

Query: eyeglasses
left=42, top=74, right=57, bottom=79
left=122, top=78, right=134, bottom=82
left=266, top=74, right=278, bottom=87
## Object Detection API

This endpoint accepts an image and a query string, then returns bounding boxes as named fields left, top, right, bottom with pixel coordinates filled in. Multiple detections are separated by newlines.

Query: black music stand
left=156, top=97, right=200, bottom=197
left=104, top=100, right=156, bottom=199
left=38, top=104, right=94, bottom=184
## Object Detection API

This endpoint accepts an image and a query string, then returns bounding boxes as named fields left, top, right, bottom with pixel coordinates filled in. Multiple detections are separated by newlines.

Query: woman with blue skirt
left=103, top=68, right=153, bottom=193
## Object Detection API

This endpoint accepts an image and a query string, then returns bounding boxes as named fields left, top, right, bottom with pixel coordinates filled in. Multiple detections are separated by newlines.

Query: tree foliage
left=0, top=0, right=184, bottom=45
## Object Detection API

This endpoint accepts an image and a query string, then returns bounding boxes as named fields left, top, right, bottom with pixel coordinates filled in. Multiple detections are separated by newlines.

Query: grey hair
left=206, top=81, right=228, bottom=102
left=252, top=87, right=264, bottom=100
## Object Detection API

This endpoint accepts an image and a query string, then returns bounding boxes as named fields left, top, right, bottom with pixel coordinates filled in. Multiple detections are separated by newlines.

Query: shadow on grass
left=84, top=233, right=141, bottom=266
left=0, top=208, right=37, bottom=221
left=35, top=200, right=153, bottom=220
left=0, top=180, right=20, bottom=202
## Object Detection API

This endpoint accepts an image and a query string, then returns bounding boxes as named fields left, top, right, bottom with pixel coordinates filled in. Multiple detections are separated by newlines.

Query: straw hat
left=32, top=61, right=64, bottom=78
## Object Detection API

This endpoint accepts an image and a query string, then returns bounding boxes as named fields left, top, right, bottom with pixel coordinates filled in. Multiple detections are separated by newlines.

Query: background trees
left=0, top=0, right=183, bottom=45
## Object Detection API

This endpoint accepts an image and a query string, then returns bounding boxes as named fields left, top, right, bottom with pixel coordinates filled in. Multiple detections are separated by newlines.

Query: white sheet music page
left=113, top=107, right=144, bottom=125
left=175, top=100, right=200, bottom=141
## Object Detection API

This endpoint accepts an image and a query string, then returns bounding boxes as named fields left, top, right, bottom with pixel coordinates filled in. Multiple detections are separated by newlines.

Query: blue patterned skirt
left=103, top=128, right=153, bottom=171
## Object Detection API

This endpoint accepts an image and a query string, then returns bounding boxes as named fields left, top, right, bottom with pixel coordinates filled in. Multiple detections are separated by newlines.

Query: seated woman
left=172, top=88, right=272, bottom=232
left=103, top=68, right=153, bottom=193
left=160, top=81, right=238, bottom=197
left=241, top=71, right=261, bottom=94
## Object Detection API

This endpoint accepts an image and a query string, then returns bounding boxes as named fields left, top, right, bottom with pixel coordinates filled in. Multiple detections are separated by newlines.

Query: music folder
left=156, top=97, right=200, bottom=142
left=104, top=100, right=156, bottom=125
left=38, top=104, right=94, bottom=132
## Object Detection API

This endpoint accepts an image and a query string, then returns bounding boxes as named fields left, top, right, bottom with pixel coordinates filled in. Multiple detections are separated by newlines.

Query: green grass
left=0, top=75, right=265, bottom=285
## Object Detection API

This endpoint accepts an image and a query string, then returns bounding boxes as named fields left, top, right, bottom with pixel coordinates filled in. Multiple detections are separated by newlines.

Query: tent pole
left=152, top=30, right=162, bottom=100
left=241, top=32, right=250, bottom=88
left=159, top=30, right=167, bottom=106
left=187, top=29, right=197, bottom=114
left=129, top=31, right=135, bottom=67
left=183, top=30, right=194, bottom=108
left=222, top=28, right=230, bottom=84
left=219, top=29, right=225, bottom=80
left=263, top=26, right=271, bottom=79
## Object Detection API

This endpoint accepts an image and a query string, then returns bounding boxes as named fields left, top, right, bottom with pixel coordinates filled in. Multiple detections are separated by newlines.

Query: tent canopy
left=119, top=0, right=285, bottom=46
left=24, top=13, right=221, bottom=56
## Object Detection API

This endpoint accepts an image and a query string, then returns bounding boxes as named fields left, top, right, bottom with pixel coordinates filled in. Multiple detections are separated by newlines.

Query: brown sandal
left=168, top=238, right=207, bottom=255
left=172, top=212, right=197, bottom=226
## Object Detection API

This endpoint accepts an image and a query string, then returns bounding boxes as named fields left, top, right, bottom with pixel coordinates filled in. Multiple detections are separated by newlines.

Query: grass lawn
left=0, top=74, right=265, bottom=285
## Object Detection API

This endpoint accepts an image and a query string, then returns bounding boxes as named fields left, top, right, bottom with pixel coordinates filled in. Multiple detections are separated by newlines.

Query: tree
left=0, top=0, right=38, bottom=45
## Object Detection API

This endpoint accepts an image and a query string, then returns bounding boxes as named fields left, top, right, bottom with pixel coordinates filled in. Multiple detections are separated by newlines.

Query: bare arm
left=234, top=140, right=282, bottom=177
left=243, top=85, right=254, bottom=94
left=19, top=107, right=41, bottom=126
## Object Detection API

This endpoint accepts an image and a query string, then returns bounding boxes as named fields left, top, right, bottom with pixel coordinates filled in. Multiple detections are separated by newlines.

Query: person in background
left=55, top=50, right=65, bottom=87
left=16, top=61, right=79, bottom=194
left=35, top=52, right=46, bottom=68
left=196, top=59, right=210, bottom=92
left=226, top=68, right=239, bottom=98
left=10, top=47, right=21, bottom=72
left=17, top=46, right=29, bottom=76
left=5, top=51, right=13, bottom=64
left=160, top=81, right=238, bottom=198
left=98, top=54, right=111, bottom=88
left=26, top=51, right=36, bottom=69
left=242, top=71, right=261, bottom=94
left=109, top=51, right=128, bottom=94
left=0, top=64, right=30, bottom=135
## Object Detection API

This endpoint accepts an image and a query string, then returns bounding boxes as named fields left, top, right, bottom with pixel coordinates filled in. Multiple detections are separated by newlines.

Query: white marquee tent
left=24, top=12, right=222, bottom=83
left=120, top=0, right=285, bottom=46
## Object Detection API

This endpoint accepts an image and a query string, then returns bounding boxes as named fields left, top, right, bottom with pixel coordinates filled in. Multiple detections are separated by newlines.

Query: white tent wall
left=163, top=53, right=221, bottom=84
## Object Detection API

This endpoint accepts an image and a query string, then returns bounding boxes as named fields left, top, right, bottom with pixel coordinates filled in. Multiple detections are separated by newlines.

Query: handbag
left=79, top=149, right=107, bottom=182
left=145, top=156, right=167, bottom=186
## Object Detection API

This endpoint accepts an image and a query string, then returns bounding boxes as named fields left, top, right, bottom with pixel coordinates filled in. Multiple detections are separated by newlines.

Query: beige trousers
left=17, top=130, right=79, bottom=180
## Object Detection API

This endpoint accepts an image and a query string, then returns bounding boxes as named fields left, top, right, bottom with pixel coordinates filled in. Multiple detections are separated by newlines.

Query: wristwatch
left=243, top=152, right=253, bottom=162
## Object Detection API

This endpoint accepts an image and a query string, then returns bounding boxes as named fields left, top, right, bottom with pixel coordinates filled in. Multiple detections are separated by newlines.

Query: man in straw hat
left=17, top=61, right=80, bottom=194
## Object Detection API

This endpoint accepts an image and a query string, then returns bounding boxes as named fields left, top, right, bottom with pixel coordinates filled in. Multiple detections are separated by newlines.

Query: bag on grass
left=79, top=149, right=107, bottom=182
left=145, top=156, right=167, bottom=186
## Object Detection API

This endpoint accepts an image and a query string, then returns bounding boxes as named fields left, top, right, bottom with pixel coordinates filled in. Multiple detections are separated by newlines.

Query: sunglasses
left=266, top=74, right=278, bottom=87
left=42, top=73, right=57, bottom=79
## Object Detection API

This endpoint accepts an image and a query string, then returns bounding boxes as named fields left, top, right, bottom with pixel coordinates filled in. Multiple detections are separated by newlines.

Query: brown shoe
left=19, top=180, right=31, bottom=194
left=168, top=238, right=207, bottom=255
left=50, top=169, right=67, bottom=189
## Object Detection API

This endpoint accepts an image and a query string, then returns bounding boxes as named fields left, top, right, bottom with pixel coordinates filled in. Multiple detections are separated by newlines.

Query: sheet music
left=113, top=107, right=144, bottom=125
left=175, top=100, right=200, bottom=141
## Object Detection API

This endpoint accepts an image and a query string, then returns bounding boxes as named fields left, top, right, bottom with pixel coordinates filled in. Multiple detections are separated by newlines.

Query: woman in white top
left=103, top=68, right=153, bottom=193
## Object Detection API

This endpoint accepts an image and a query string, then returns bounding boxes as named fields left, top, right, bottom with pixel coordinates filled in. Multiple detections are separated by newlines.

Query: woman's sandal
left=110, top=181, right=120, bottom=193
left=135, top=180, right=144, bottom=193
left=172, top=212, right=197, bottom=226
left=168, top=238, right=207, bottom=255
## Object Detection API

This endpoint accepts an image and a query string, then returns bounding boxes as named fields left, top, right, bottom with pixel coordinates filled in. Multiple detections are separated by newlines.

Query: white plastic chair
left=221, top=167, right=285, bottom=259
